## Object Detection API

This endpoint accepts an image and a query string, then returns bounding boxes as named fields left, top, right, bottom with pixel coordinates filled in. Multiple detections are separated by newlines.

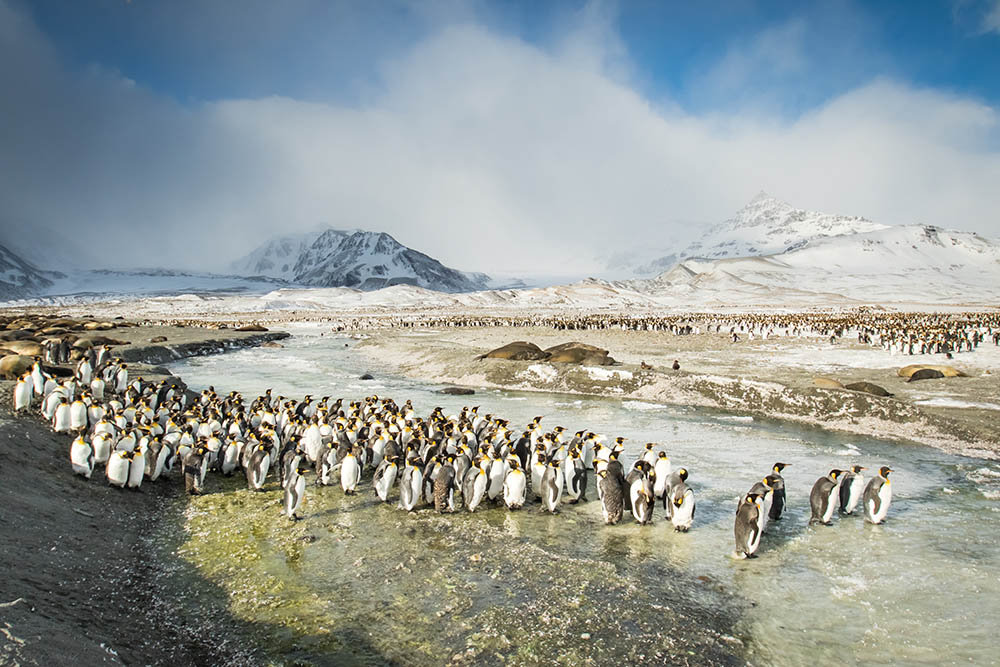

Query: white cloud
left=1, top=1, right=999, bottom=279
left=984, top=0, right=1000, bottom=33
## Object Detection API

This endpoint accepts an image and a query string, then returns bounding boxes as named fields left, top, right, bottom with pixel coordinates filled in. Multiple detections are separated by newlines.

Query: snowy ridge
left=614, top=192, right=889, bottom=276
left=0, top=243, right=64, bottom=299
left=233, top=229, right=491, bottom=293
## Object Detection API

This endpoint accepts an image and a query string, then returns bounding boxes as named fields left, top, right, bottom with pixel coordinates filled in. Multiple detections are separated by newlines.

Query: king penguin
left=809, top=469, right=845, bottom=525
left=768, top=462, right=789, bottom=521
left=863, top=466, right=893, bottom=524
left=503, top=459, right=527, bottom=510
left=284, top=464, right=307, bottom=521
left=70, top=435, right=94, bottom=479
left=598, top=469, right=624, bottom=525
left=734, top=493, right=763, bottom=558
left=839, top=465, right=867, bottom=515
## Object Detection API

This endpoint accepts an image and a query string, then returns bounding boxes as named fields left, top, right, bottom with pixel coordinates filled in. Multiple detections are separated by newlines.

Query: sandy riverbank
left=353, top=326, right=1000, bottom=460
left=0, top=324, right=287, bottom=666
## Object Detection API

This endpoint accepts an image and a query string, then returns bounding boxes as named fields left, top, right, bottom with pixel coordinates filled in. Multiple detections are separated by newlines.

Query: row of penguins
left=13, top=356, right=892, bottom=556
left=733, top=463, right=894, bottom=559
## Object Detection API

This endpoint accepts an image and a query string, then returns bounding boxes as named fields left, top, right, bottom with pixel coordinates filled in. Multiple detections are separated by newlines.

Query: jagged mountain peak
left=232, top=228, right=490, bottom=293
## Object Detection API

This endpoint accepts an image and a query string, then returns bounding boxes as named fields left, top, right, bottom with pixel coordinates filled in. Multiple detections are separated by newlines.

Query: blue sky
left=2, top=0, right=1000, bottom=274
left=17, top=0, right=1000, bottom=110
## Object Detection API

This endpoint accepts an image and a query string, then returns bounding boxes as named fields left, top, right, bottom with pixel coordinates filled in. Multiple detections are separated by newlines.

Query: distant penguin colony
left=12, top=348, right=895, bottom=560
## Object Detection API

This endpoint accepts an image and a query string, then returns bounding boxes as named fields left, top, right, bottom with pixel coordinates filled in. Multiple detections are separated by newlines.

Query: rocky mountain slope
left=231, top=229, right=490, bottom=292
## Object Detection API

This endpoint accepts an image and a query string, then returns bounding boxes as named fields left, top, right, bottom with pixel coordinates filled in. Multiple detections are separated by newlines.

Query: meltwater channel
left=166, top=324, right=1000, bottom=666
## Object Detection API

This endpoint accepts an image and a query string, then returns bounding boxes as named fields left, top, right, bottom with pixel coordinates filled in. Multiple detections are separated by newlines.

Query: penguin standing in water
left=503, top=459, right=527, bottom=510
left=70, top=435, right=94, bottom=479
left=398, top=457, right=423, bottom=512
left=463, top=465, right=488, bottom=512
left=734, top=493, right=763, bottom=558
left=433, top=459, right=457, bottom=513
left=768, top=463, right=789, bottom=522
left=340, top=447, right=361, bottom=495
left=284, top=464, right=307, bottom=520
left=630, top=473, right=654, bottom=525
left=668, top=480, right=695, bottom=532
left=809, top=469, right=846, bottom=525
left=839, top=465, right=867, bottom=515
left=652, top=452, right=672, bottom=507
left=597, top=470, right=624, bottom=525
left=863, top=466, right=893, bottom=524
left=372, top=456, right=399, bottom=503
left=746, top=475, right=777, bottom=534
left=563, top=450, right=587, bottom=504
left=541, top=458, right=564, bottom=513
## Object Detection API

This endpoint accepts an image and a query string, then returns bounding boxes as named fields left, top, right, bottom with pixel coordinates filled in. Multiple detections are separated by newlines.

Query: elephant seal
left=237, top=324, right=269, bottom=332
left=844, top=381, right=893, bottom=397
left=2, top=340, right=44, bottom=357
left=543, top=342, right=616, bottom=365
left=0, top=354, right=35, bottom=379
left=907, top=368, right=945, bottom=382
left=898, top=364, right=967, bottom=379
left=438, top=387, right=475, bottom=395
left=476, top=341, right=550, bottom=361
left=813, top=377, right=845, bottom=389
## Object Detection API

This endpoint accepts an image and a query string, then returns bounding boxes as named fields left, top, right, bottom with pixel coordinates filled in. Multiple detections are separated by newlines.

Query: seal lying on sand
left=544, top=342, right=617, bottom=366
left=477, top=341, right=550, bottom=361
left=844, top=382, right=893, bottom=397
left=898, top=364, right=967, bottom=379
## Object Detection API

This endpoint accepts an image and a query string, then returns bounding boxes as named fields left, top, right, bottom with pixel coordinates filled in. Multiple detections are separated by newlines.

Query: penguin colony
left=15, top=354, right=893, bottom=555
left=335, top=310, right=998, bottom=358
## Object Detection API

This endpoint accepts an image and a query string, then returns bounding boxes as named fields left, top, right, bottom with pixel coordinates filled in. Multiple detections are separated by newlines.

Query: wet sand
left=353, top=326, right=1000, bottom=460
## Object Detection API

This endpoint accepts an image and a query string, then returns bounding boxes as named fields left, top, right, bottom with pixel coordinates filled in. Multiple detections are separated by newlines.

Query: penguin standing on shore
left=106, top=449, right=129, bottom=488
left=184, top=447, right=207, bottom=495
left=340, top=447, right=361, bottom=495
left=563, top=450, right=587, bottom=504
left=284, top=464, right=307, bottom=520
left=809, top=469, right=845, bottom=525
left=839, top=465, right=867, bottom=515
left=70, top=435, right=94, bottom=479
left=246, top=444, right=270, bottom=491
left=864, top=466, right=893, bottom=524
left=768, top=463, right=790, bottom=522
left=14, top=372, right=32, bottom=412
left=734, top=493, right=764, bottom=558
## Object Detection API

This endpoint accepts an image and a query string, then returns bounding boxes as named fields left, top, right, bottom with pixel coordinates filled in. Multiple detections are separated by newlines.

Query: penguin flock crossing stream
left=13, top=355, right=894, bottom=559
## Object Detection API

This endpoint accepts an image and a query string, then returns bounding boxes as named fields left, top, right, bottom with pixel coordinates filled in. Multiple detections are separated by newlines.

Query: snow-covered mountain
left=0, top=243, right=64, bottom=299
left=646, top=223, right=1000, bottom=305
left=229, top=230, right=333, bottom=282
left=231, top=229, right=491, bottom=293
left=610, top=192, right=890, bottom=276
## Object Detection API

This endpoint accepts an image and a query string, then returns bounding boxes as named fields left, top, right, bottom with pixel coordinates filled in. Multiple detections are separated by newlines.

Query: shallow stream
left=165, top=324, right=1000, bottom=666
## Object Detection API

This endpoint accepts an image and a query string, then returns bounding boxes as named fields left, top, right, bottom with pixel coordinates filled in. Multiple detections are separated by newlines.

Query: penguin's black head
left=880, top=466, right=893, bottom=478
left=678, top=468, right=688, bottom=481
left=829, top=469, right=844, bottom=480
left=658, top=451, right=668, bottom=459
left=852, top=465, right=867, bottom=473
left=773, top=462, right=788, bottom=472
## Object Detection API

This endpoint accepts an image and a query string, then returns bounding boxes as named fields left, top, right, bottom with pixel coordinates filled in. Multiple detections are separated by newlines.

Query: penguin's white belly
left=874, top=483, right=892, bottom=523
left=70, top=440, right=93, bottom=478
left=822, top=489, right=837, bottom=523
left=107, top=453, right=129, bottom=487
left=672, top=490, right=695, bottom=530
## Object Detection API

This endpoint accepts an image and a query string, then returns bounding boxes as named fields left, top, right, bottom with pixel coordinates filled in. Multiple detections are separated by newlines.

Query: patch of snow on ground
left=914, top=398, right=1000, bottom=411
left=522, top=364, right=558, bottom=382
left=585, top=367, right=633, bottom=381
